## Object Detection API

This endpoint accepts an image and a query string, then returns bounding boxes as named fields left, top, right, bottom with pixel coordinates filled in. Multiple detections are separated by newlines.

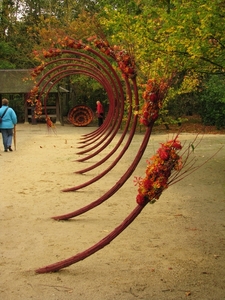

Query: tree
left=199, top=75, right=225, bottom=128
left=97, top=0, right=225, bottom=78
left=94, top=0, right=224, bottom=124
left=1, top=0, right=224, bottom=125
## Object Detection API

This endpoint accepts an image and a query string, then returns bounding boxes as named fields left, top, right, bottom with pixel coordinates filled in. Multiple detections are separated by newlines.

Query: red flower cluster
left=31, top=49, right=61, bottom=78
left=42, top=48, right=62, bottom=58
left=63, top=37, right=85, bottom=50
left=115, top=50, right=136, bottom=78
left=94, top=39, right=136, bottom=78
left=135, top=138, right=182, bottom=206
left=27, top=86, right=39, bottom=103
left=32, top=37, right=84, bottom=63
left=31, top=64, right=45, bottom=78
left=94, top=39, right=116, bottom=59
left=46, top=116, right=55, bottom=128
left=139, top=78, right=169, bottom=126
left=26, top=86, right=43, bottom=117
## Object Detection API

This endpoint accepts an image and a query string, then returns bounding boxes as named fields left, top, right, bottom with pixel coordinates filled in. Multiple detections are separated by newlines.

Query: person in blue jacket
left=0, top=98, right=17, bottom=152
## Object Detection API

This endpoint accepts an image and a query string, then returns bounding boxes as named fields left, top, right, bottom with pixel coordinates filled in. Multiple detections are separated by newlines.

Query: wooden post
left=24, top=94, right=29, bottom=124
left=55, top=94, right=61, bottom=124
left=31, top=105, right=37, bottom=125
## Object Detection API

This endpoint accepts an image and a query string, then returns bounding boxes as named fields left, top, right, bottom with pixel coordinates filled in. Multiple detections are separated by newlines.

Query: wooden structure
left=0, top=69, right=69, bottom=124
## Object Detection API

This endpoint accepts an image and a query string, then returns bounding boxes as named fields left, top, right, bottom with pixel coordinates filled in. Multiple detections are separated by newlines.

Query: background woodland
left=0, top=0, right=225, bottom=128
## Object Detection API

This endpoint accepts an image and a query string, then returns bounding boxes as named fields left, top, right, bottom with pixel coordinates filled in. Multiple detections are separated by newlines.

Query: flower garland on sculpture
left=31, top=37, right=136, bottom=79
left=26, top=86, right=55, bottom=128
left=93, top=38, right=136, bottom=78
left=135, top=138, right=182, bottom=206
left=26, top=86, right=43, bottom=117
left=139, top=78, right=170, bottom=127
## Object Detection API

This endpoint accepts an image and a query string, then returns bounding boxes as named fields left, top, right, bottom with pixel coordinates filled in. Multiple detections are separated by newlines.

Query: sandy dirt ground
left=0, top=123, right=225, bottom=300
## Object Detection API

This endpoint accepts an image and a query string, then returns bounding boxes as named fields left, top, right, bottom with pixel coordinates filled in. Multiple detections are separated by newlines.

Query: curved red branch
left=53, top=124, right=153, bottom=219
left=36, top=202, right=147, bottom=274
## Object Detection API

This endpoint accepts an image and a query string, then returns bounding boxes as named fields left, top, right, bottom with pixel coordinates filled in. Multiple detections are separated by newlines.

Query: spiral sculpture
left=27, top=37, right=178, bottom=274
left=68, top=105, right=94, bottom=127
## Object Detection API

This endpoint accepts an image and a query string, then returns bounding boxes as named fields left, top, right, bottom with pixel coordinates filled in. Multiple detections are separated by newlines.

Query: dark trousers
left=98, top=117, right=103, bottom=127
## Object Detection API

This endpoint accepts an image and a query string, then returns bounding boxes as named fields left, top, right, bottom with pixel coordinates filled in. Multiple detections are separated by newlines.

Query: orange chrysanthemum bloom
left=136, top=138, right=182, bottom=205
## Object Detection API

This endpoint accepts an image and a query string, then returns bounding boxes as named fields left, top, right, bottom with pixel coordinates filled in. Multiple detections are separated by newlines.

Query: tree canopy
left=1, top=0, right=225, bottom=126
left=1, top=0, right=224, bottom=74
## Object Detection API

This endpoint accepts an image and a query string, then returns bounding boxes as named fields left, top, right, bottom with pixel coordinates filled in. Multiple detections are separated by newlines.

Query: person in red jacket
left=96, top=100, right=104, bottom=127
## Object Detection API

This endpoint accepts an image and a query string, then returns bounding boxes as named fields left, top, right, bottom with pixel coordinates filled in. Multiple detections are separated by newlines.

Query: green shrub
left=199, top=76, right=225, bottom=129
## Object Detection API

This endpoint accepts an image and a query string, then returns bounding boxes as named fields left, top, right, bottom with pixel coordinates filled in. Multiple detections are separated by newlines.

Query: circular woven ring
left=68, top=105, right=94, bottom=127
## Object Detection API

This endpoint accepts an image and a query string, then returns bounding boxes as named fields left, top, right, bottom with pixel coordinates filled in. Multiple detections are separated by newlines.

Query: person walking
left=96, top=100, right=104, bottom=127
left=0, top=98, right=17, bottom=152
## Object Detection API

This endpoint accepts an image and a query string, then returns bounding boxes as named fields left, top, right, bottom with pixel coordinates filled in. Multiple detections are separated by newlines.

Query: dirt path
left=1, top=124, right=225, bottom=300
